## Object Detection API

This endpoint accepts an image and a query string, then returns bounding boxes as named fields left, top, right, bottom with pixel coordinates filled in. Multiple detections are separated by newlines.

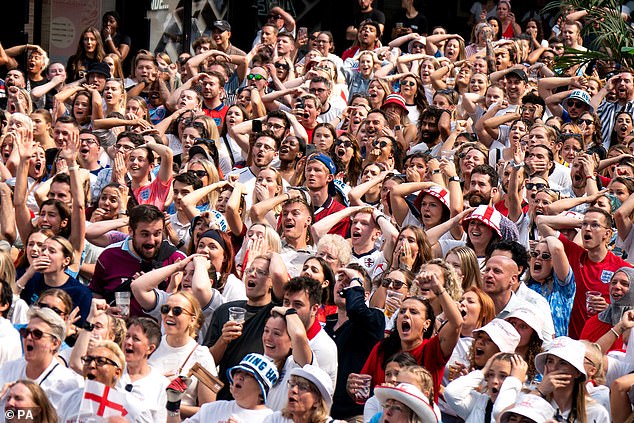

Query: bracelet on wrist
left=611, top=327, right=621, bottom=337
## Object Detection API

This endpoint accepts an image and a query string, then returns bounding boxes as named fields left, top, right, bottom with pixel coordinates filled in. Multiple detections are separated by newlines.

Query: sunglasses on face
left=37, top=303, right=67, bottom=317
left=336, top=139, right=353, bottom=148
left=247, top=73, right=266, bottom=81
left=400, top=80, right=416, bottom=87
left=81, top=355, right=120, bottom=368
left=373, top=140, right=389, bottom=148
left=526, top=182, right=547, bottom=190
left=381, top=278, right=405, bottom=290
left=189, top=169, right=208, bottom=178
left=19, top=327, right=54, bottom=340
left=274, top=62, right=290, bottom=70
left=160, top=304, right=194, bottom=317
left=530, top=251, right=552, bottom=260
left=578, top=118, right=594, bottom=125
left=567, top=99, right=586, bottom=108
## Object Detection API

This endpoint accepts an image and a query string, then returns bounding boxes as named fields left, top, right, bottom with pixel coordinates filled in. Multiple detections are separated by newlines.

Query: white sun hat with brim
left=505, top=307, right=545, bottom=341
left=534, top=336, right=587, bottom=380
left=374, top=383, right=438, bottom=423
left=289, top=365, right=334, bottom=411
left=472, top=318, right=520, bottom=353
left=500, top=393, right=556, bottom=423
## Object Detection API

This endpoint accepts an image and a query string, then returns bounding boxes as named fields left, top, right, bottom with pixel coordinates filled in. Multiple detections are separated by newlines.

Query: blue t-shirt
left=19, top=272, right=93, bottom=324
left=527, top=268, right=575, bottom=337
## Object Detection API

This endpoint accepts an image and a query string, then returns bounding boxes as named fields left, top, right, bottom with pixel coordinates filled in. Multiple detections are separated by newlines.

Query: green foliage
left=543, top=0, right=634, bottom=73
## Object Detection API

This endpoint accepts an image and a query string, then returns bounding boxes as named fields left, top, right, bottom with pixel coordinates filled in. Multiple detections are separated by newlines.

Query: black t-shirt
left=203, top=300, right=279, bottom=400
left=395, top=11, right=428, bottom=35
left=356, top=9, right=386, bottom=25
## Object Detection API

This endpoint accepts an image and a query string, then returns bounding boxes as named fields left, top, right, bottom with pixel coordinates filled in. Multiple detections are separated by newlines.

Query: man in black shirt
left=325, top=263, right=385, bottom=420
left=204, top=253, right=287, bottom=400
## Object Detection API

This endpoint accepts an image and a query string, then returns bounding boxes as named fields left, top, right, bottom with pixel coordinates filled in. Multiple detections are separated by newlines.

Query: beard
left=420, top=130, right=440, bottom=146
left=132, top=237, right=160, bottom=261
left=465, top=191, right=491, bottom=207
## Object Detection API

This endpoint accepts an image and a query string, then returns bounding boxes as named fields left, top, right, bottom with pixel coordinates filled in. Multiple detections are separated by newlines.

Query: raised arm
left=131, top=256, right=194, bottom=310
left=0, top=183, right=16, bottom=244
left=13, top=131, right=36, bottom=243
left=272, top=306, right=312, bottom=366
left=544, top=236, right=570, bottom=283
left=389, top=181, right=438, bottom=225
left=31, top=75, right=65, bottom=100
left=145, top=137, right=173, bottom=183
left=225, top=182, right=245, bottom=236
left=191, top=255, right=215, bottom=309
left=59, top=130, right=86, bottom=265
left=311, top=205, right=364, bottom=243
left=180, top=181, right=230, bottom=221
left=85, top=217, right=129, bottom=246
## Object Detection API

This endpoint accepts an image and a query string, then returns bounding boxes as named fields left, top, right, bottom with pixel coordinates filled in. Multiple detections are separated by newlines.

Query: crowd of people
left=0, top=0, right=633, bottom=422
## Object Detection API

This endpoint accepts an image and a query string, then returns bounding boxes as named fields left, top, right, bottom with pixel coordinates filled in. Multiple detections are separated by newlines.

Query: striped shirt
left=597, top=99, right=634, bottom=149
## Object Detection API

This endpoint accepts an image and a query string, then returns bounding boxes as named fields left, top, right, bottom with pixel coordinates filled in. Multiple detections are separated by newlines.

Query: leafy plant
left=543, top=0, right=634, bottom=73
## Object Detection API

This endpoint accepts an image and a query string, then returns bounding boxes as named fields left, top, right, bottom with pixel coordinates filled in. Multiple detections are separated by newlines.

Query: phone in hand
left=252, top=120, right=263, bottom=132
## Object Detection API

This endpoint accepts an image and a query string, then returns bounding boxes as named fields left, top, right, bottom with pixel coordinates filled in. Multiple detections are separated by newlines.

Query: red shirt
left=202, top=103, right=228, bottom=128
left=559, top=234, right=631, bottom=339
left=494, top=197, right=529, bottom=217
left=314, top=196, right=350, bottom=238
left=361, top=336, right=447, bottom=402
left=580, top=315, right=624, bottom=352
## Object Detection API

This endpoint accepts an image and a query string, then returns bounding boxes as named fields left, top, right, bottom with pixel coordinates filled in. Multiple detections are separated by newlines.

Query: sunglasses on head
left=19, top=327, right=53, bottom=340
left=525, top=182, right=547, bottom=190
left=37, top=303, right=67, bottom=316
left=530, top=251, right=552, bottom=260
left=160, top=304, right=193, bottom=317
left=381, top=278, right=405, bottom=290
left=247, top=73, right=266, bottom=81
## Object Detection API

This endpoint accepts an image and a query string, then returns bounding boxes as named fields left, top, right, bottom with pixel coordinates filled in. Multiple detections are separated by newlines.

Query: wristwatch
left=448, top=176, right=461, bottom=183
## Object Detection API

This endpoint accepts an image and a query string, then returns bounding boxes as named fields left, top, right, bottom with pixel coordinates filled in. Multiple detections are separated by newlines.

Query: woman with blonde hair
left=149, top=291, right=217, bottom=417
left=445, top=246, right=482, bottom=290
left=179, top=158, right=220, bottom=211
left=265, top=365, right=334, bottom=423
left=250, top=166, right=285, bottom=226
left=104, top=53, right=125, bottom=79
left=4, top=379, right=58, bottom=423
left=0, top=251, right=28, bottom=324
left=103, top=78, right=126, bottom=115
left=410, top=258, right=463, bottom=319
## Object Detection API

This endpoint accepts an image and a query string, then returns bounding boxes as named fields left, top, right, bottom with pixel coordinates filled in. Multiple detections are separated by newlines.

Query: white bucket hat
left=473, top=318, right=520, bottom=353
left=289, top=365, right=334, bottom=411
left=534, top=336, right=587, bottom=380
left=374, top=383, right=437, bottom=423
left=500, top=393, right=555, bottom=422
left=505, top=307, right=545, bottom=341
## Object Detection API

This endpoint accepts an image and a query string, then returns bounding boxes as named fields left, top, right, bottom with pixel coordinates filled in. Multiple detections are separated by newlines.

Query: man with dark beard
left=467, top=165, right=520, bottom=240
left=411, top=107, right=447, bottom=156
left=597, top=71, right=634, bottom=145
left=465, top=164, right=499, bottom=207
left=90, top=205, right=186, bottom=317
